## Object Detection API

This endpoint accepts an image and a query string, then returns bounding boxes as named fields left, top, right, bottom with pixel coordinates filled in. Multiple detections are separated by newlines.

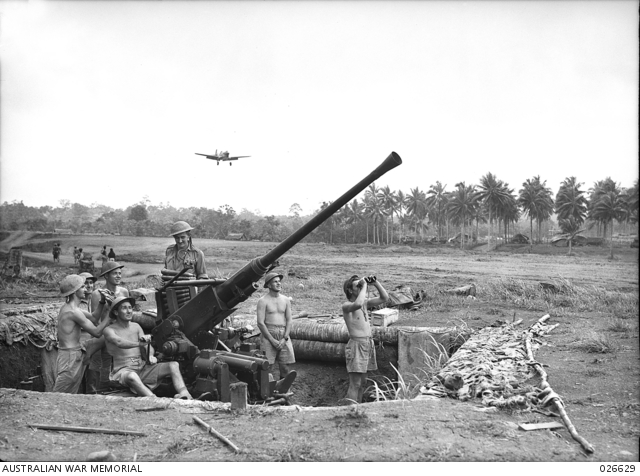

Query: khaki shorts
left=345, top=337, right=377, bottom=373
left=261, top=325, right=295, bottom=365
left=53, top=347, right=85, bottom=394
left=110, top=356, right=162, bottom=393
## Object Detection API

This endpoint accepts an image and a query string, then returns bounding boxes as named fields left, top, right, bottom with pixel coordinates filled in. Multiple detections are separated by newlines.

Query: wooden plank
left=518, top=422, right=564, bottom=431
left=28, top=424, right=145, bottom=436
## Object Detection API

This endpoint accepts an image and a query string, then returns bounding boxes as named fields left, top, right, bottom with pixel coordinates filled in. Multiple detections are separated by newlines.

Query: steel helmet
left=109, top=296, right=137, bottom=318
left=79, top=272, right=97, bottom=283
left=263, top=272, right=284, bottom=288
left=99, top=261, right=125, bottom=277
left=170, top=221, right=194, bottom=236
left=60, top=274, right=86, bottom=297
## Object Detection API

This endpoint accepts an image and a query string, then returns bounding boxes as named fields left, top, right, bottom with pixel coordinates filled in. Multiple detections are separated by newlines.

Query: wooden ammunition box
left=371, top=308, right=399, bottom=327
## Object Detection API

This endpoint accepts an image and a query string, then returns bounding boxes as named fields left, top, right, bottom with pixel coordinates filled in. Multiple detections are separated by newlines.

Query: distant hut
left=511, top=233, right=530, bottom=244
left=225, top=233, right=247, bottom=241
left=551, top=236, right=568, bottom=247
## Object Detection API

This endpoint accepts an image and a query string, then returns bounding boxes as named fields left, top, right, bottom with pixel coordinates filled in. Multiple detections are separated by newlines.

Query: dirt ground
left=0, top=233, right=638, bottom=462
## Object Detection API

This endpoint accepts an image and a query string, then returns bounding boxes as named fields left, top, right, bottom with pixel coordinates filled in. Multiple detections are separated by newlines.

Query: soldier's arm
left=367, top=281, right=390, bottom=308
left=257, top=298, right=278, bottom=346
left=104, top=327, right=147, bottom=349
left=71, top=309, right=110, bottom=338
left=283, top=296, right=292, bottom=340
left=195, top=250, right=209, bottom=279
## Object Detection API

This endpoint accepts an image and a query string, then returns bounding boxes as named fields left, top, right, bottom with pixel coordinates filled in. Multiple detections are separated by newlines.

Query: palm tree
left=627, top=179, right=639, bottom=224
left=500, top=193, right=520, bottom=242
left=587, top=178, right=619, bottom=238
left=477, top=173, right=511, bottom=249
left=426, top=182, right=448, bottom=241
left=344, top=199, right=363, bottom=243
left=379, top=186, right=398, bottom=244
left=532, top=177, right=554, bottom=243
left=518, top=178, right=543, bottom=252
left=556, top=177, right=588, bottom=225
left=446, top=182, right=480, bottom=249
left=395, top=190, right=406, bottom=243
left=405, top=187, right=428, bottom=244
left=364, top=184, right=384, bottom=244
left=336, top=205, right=350, bottom=243
left=590, top=190, right=628, bottom=259
left=622, top=180, right=639, bottom=232
left=557, top=216, right=584, bottom=256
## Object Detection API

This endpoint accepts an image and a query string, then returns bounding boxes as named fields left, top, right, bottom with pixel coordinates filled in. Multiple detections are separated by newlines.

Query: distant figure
left=77, top=248, right=85, bottom=262
left=52, top=243, right=61, bottom=263
left=100, top=246, right=108, bottom=265
left=73, top=246, right=79, bottom=265
left=108, top=248, right=116, bottom=261
left=164, top=221, right=209, bottom=279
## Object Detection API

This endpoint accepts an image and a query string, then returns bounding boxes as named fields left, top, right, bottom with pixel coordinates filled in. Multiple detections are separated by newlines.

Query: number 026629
left=600, top=465, right=636, bottom=473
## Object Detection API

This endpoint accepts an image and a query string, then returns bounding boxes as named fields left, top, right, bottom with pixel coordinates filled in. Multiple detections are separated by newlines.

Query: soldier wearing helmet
left=88, top=261, right=131, bottom=392
left=256, top=272, right=297, bottom=393
left=164, top=221, right=209, bottom=279
left=103, top=296, right=193, bottom=399
left=52, top=274, right=113, bottom=394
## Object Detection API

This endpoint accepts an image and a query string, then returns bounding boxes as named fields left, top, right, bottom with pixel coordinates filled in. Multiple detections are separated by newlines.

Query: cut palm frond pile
left=0, top=304, right=59, bottom=350
left=420, top=316, right=557, bottom=412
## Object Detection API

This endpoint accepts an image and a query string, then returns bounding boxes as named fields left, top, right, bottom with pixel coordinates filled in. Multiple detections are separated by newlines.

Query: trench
left=0, top=317, right=464, bottom=408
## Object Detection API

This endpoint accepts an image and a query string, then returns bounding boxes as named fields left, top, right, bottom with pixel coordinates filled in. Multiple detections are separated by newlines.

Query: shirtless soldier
left=53, top=275, right=113, bottom=394
left=104, top=296, right=192, bottom=399
left=342, top=275, right=389, bottom=403
left=256, top=272, right=297, bottom=392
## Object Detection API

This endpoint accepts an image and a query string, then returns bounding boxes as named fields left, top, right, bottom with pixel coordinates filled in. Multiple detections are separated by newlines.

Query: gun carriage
left=147, top=153, right=402, bottom=403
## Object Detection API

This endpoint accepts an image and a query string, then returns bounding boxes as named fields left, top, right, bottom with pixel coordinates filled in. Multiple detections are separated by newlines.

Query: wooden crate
left=371, top=308, right=399, bottom=327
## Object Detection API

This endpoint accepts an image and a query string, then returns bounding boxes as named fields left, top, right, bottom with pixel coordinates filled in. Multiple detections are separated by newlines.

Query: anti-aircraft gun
left=149, top=152, right=402, bottom=402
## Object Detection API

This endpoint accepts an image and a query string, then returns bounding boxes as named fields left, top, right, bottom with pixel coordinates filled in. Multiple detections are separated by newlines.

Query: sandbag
left=397, top=328, right=450, bottom=386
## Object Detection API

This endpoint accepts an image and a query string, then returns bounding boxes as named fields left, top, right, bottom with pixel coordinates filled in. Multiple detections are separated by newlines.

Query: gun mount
left=150, top=152, right=402, bottom=403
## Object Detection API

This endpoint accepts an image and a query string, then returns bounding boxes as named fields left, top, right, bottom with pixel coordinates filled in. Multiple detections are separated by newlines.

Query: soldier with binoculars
left=341, top=274, right=389, bottom=404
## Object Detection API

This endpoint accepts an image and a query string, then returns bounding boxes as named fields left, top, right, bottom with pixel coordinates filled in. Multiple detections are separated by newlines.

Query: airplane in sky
left=195, top=150, right=250, bottom=166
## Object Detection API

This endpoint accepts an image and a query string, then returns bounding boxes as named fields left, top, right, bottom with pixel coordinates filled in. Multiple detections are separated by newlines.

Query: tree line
left=1, top=175, right=637, bottom=247
left=323, top=175, right=638, bottom=248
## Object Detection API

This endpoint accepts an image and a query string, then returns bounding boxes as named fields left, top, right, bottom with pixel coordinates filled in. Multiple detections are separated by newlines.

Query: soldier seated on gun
left=256, top=272, right=297, bottom=393
left=103, top=296, right=193, bottom=399
left=342, top=274, right=389, bottom=404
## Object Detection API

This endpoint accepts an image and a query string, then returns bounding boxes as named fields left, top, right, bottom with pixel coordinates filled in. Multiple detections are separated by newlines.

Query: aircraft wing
left=227, top=156, right=250, bottom=160
left=195, top=153, right=220, bottom=160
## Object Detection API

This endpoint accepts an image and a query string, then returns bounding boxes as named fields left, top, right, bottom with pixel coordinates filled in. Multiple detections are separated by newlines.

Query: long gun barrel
left=156, top=152, right=402, bottom=345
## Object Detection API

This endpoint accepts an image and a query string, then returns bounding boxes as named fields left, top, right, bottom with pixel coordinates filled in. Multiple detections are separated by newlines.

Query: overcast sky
left=1, top=0, right=637, bottom=217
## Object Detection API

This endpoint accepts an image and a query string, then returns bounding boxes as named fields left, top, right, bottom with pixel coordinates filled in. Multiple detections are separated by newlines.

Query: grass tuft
left=570, top=330, right=620, bottom=354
